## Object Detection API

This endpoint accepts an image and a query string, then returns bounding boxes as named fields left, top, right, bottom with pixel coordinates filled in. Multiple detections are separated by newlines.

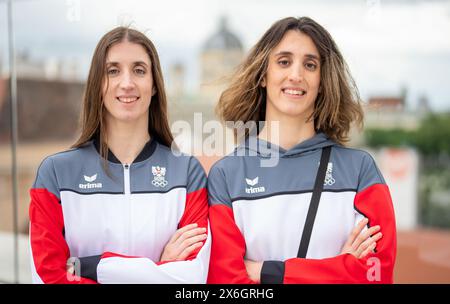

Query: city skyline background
left=0, top=0, right=449, bottom=110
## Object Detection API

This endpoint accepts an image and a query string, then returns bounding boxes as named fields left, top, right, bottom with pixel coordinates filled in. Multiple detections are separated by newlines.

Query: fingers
left=179, top=232, right=207, bottom=249
left=341, top=218, right=384, bottom=259
left=174, top=227, right=207, bottom=247
left=175, top=231, right=208, bottom=260
left=177, top=241, right=205, bottom=260
left=168, top=223, right=199, bottom=243
left=164, top=224, right=207, bottom=261
left=344, top=218, right=368, bottom=248
left=352, top=224, right=380, bottom=251
left=360, top=243, right=377, bottom=259
left=355, top=231, right=383, bottom=259
left=358, top=232, right=382, bottom=258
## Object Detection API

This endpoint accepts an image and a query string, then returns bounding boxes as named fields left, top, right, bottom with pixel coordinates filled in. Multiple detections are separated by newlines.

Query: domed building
left=200, top=16, right=244, bottom=104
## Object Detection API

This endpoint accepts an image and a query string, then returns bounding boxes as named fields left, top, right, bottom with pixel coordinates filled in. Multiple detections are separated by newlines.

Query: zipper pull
left=124, top=164, right=129, bottom=169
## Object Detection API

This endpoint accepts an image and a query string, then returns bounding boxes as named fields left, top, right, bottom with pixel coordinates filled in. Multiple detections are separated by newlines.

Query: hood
left=237, top=132, right=338, bottom=158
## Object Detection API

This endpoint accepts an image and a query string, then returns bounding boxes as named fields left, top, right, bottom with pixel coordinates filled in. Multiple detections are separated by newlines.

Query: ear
left=261, top=77, right=266, bottom=88
left=152, top=87, right=157, bottom=96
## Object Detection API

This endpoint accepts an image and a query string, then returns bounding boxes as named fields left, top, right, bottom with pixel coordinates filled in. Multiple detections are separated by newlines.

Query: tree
left=364, top=113, right=450, bottom=156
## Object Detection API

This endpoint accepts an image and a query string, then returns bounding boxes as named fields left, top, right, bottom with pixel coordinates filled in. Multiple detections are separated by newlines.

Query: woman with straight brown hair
left=29, top=26, right=210, bottom=284
left=207, top=16, right=396, bottom=284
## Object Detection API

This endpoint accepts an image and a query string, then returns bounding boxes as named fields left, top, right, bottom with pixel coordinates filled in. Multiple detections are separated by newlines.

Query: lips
left=116, top=96, right=140, bottom=103
left=282, top=88, right=307, bottom=96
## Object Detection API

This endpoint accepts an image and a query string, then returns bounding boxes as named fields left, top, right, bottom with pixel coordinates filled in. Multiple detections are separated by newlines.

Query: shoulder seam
left=332, top=145, right=370, bottom=155
left=46, top=145, right=84, bottom=159
left=357, top=152, right=385, bottom=192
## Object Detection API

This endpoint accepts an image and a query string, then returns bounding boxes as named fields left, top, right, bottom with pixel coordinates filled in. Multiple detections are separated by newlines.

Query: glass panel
left=0, top=0, right=15, bottom=284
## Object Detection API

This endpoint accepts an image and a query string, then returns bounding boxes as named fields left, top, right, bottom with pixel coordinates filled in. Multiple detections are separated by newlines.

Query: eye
left=305, top=62, right=317, bottom=71
left=107, top=68, right=119, bottom=76
left=277, top=59, right=290, bottom=67
left=134, top=67, right=146, bottom=75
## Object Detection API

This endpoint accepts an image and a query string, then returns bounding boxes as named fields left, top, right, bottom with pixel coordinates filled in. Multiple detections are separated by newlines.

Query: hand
left=160, top=223, right=207, bottom=262
left=244, top=259, right=263, bottom=283
left=341, top=218, right=382, bottom=259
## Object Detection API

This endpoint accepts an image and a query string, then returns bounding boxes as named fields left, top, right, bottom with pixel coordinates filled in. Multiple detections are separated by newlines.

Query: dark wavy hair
left=216, top=16, right=364, bottom=145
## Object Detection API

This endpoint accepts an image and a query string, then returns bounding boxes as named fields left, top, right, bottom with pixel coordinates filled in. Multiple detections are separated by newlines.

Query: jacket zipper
left=123, top=163, right=131, bottom=252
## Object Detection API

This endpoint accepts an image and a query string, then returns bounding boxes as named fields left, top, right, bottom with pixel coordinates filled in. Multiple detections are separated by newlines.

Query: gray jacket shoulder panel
left=33, top=155, right=60, bottom=200
left=186, top=156, right=207, bottom=193
left=32, top=146, right=87, bottom=200
left=331, top=146, right=386, bottom=192
left=207, top=160, right=232, bottom=208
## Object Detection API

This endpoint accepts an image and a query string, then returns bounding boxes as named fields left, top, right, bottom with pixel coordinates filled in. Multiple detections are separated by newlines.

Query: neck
left=259, top=111, right=316, bottom=151
left=105, top=117, right=150, bottom=165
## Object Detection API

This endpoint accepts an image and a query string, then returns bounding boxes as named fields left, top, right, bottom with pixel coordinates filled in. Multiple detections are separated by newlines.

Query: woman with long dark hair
left=29, top=27, right=210, bottom=283
left=207, top=17, right=396, bottom=284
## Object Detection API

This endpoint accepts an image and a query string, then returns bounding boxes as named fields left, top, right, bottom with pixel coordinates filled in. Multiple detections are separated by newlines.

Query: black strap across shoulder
left=297, top=146, right=332, bottom=258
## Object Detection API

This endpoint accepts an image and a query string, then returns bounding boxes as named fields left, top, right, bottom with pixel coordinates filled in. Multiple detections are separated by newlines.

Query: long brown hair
left=72, top=26, right=173, bottom=160
left=216, top=16, right=364, bottom=145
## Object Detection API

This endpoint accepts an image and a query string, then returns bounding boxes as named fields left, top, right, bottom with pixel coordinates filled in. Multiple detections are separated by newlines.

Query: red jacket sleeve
left=207, top=204, right=256, bottom=284
left=207, top=164, right=256, bottom=284
left=29, top=188, right=96, bottom=284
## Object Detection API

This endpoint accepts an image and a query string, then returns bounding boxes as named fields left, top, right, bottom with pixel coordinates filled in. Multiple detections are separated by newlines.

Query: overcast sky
left=1, top=0, right=449, bottom=111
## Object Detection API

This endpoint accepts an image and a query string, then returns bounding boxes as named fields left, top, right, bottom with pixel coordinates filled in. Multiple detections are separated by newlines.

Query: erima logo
left=79, top=174, right=102, bottom=189
left=84, top=174, right=97, bottom=182
left=245, top=177, right=265, bottom=194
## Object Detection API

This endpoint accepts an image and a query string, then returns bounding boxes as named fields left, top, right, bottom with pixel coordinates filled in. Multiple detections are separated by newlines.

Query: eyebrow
left=106, top=61, right=150, bottom=67
left=274, top=51, right=320, bottom=61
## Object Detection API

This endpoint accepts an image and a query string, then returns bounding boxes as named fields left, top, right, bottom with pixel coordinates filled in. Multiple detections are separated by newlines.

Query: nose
left=119, top=70, right=136, bottom=90
left=288, top=63, right=304, bottom=83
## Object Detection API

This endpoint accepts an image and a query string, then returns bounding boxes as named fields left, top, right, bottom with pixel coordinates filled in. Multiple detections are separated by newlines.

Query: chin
left=110, top=112, right=142, bottom=123
left=278, top=104, right=314, bottom=118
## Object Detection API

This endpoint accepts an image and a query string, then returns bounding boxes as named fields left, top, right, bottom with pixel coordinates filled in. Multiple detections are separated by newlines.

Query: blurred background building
left=1, top=0, right=449, bottom=284
left=199, top=16, right=244, bottom=104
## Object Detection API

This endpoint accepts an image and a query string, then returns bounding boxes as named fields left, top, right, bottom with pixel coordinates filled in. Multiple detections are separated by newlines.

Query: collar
left=93, top=135, right=157, bottom=164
